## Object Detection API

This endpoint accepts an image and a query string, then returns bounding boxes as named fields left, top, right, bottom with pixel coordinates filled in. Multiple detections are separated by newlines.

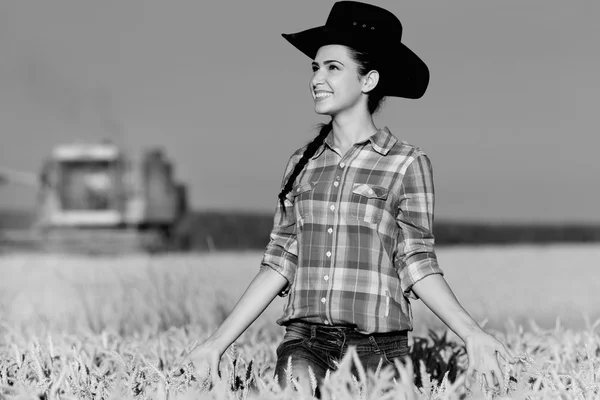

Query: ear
left=362, top=70, right=380, bottom=94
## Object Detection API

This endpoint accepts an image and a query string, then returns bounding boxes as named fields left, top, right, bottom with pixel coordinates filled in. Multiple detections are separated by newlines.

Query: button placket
left=322, top=155, right=348, bottom=322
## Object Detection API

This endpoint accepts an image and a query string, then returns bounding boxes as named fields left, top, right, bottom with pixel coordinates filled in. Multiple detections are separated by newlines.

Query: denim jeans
left=274, top=321, right=409, bottom=394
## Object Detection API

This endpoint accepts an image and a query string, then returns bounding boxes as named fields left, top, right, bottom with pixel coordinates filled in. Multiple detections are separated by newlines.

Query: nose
left=311, top=68, right=326, bottom=89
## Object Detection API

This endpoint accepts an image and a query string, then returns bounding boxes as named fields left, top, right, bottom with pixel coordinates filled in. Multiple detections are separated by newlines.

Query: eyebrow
left=311, top=60, right=345, bottom=67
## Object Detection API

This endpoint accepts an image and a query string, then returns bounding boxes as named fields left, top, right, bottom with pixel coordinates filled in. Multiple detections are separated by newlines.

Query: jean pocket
left=276, top=338, right=306, bottom=358
left=380, top=341, right=409, bottom=365
left=348, top=183, right=388, bottom=224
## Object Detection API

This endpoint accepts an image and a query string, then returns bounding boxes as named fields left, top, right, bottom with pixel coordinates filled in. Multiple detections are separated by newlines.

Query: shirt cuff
left=260, top=262, right=294, bottom=297
left=400, top=256, right=444, bottom=300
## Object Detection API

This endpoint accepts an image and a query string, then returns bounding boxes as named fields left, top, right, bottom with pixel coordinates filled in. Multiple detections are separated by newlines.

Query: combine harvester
left=0, top=141, right=189, bottom=254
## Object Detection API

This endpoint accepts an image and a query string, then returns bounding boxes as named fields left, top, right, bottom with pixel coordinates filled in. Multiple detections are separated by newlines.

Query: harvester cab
left=17, top=141, right=188, bottom=253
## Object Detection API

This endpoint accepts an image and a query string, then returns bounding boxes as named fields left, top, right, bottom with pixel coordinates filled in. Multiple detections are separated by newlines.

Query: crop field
left=1, top=244, right=599, bottom=399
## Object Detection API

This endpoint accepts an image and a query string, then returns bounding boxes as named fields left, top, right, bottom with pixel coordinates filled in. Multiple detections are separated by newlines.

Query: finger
left=499, top=344, right=517, bottom=364
left=507, top=347, right=518, bottom=364
left=483, top=372, right=494, bottom=391
left=464, top=366, right=475, bottom=389
left=211, top=355, right=220, bottom=381
left=491, top=365, right=504, bottom=390
left=475, top=372, right=485, bottom=392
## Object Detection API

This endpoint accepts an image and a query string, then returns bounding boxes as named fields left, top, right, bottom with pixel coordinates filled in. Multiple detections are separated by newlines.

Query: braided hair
left=278, top=121, right=332, bottom=212
left=277, top=46, right=386, bottom=213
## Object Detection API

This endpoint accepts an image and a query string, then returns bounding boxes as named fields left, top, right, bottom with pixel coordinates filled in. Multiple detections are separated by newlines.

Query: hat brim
left=282, top=26, right=429, bottom=99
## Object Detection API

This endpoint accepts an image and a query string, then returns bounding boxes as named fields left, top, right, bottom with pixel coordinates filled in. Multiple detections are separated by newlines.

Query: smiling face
left=310, top=45, right=373, bottom=117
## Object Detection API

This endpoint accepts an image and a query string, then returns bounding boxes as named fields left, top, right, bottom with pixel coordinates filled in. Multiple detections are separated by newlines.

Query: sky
left=0, top=0, right=598, bottom=223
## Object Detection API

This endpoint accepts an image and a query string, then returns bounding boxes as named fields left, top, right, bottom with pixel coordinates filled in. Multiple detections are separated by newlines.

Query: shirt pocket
left=348, top=183, right=388, bottom=224
left=291, top=181, right=316, bottom=220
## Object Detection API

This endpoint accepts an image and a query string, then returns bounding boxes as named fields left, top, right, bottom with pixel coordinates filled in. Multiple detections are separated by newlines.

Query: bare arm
left=411, top=273, right=482, bottom=340
left=206, top=266, right=287, bottom=354
left=186, top=266, right=287, bottom=379
left=395, top=154, right=514, bottom=390
left=412, top=274, right=515, bottom=390
left=189, top=155, right=298, bottom=379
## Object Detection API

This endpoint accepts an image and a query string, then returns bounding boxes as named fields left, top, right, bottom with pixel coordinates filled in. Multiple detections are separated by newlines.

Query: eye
left=311, top=65, right=319, bottom=72
left=328, top=65, right=339, bottom=70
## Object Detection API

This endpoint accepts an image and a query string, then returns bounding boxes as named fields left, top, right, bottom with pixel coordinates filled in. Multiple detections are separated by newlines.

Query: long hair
left=278, top=121, right=332, bottom=212
left=278, top=46, right=386, bottom=213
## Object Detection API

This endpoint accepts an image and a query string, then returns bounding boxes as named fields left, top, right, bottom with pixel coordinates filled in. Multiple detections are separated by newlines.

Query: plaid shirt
left=261, top=127, right=443, bottom=334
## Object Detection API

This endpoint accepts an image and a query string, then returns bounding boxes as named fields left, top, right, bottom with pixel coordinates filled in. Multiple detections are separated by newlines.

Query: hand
left=463, top=330, right=516, bottom=393
left=184, top=341, right=223, bottom=384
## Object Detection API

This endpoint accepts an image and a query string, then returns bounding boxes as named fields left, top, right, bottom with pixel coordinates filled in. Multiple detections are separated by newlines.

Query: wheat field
left=1, top=244, right=599, bottom=399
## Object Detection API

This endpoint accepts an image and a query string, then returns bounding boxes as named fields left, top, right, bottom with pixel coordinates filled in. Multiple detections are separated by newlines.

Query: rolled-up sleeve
left=395, top=153, right=443, bottom=300
left=260, top=154, right=300, bottom=297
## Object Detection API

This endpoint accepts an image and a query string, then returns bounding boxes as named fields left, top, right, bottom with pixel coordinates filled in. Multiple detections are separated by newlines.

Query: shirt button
left=324, top=275, right=329, bottom=281
left=326, top=251, right=331, bottom=257
left=368, top=189, right=374, bottom=195
left=333, top=181, right=339, bottom=187
left=336, top=176, right=340, bottom=181
left=327, top=227, right=333, bottom=234
left=323, top=320, right=330, bottom=325
left=321, top=297, right=326, bottom=303
left=330, top=205, right=335, bottom=211
left=339, top=162, right=346, bottom=168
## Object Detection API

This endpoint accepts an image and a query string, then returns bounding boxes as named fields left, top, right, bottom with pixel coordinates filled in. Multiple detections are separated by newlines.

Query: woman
left=189, top=1, right=515, bottom=394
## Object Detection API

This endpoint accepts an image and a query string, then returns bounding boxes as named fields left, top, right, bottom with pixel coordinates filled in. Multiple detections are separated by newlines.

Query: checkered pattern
left=261, top=127, right=443, bottom=334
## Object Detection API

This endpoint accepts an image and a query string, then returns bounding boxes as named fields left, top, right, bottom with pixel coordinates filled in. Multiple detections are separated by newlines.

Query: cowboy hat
left=282, top=1, right=430, bottom=99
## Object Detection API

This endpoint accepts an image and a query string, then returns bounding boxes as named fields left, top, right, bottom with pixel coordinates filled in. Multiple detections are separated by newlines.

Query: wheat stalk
left=307, top=365, right=318, bottom=397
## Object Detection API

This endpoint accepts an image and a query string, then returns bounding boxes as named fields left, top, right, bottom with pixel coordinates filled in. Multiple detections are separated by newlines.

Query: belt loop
left=340, top=330, right=347, bottom=351
left=369, top=335, right=382, bottom=354
left=311, top=325, right=317, bottom=339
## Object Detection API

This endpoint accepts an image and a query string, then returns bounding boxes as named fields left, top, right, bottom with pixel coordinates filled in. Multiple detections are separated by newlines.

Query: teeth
left=315, top=92, right=332, bottom=98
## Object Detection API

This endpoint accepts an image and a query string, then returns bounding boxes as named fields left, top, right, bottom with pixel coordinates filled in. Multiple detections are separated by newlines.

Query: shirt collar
left=311, top=126, right=398, bottom=159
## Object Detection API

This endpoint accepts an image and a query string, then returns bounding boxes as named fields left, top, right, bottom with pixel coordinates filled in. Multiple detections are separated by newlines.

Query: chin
left=314, top=105, right=335, bottom=116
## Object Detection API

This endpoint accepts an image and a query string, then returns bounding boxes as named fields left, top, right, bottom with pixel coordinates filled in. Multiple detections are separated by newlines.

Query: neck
left=331, top=108, right=377, bottom=152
